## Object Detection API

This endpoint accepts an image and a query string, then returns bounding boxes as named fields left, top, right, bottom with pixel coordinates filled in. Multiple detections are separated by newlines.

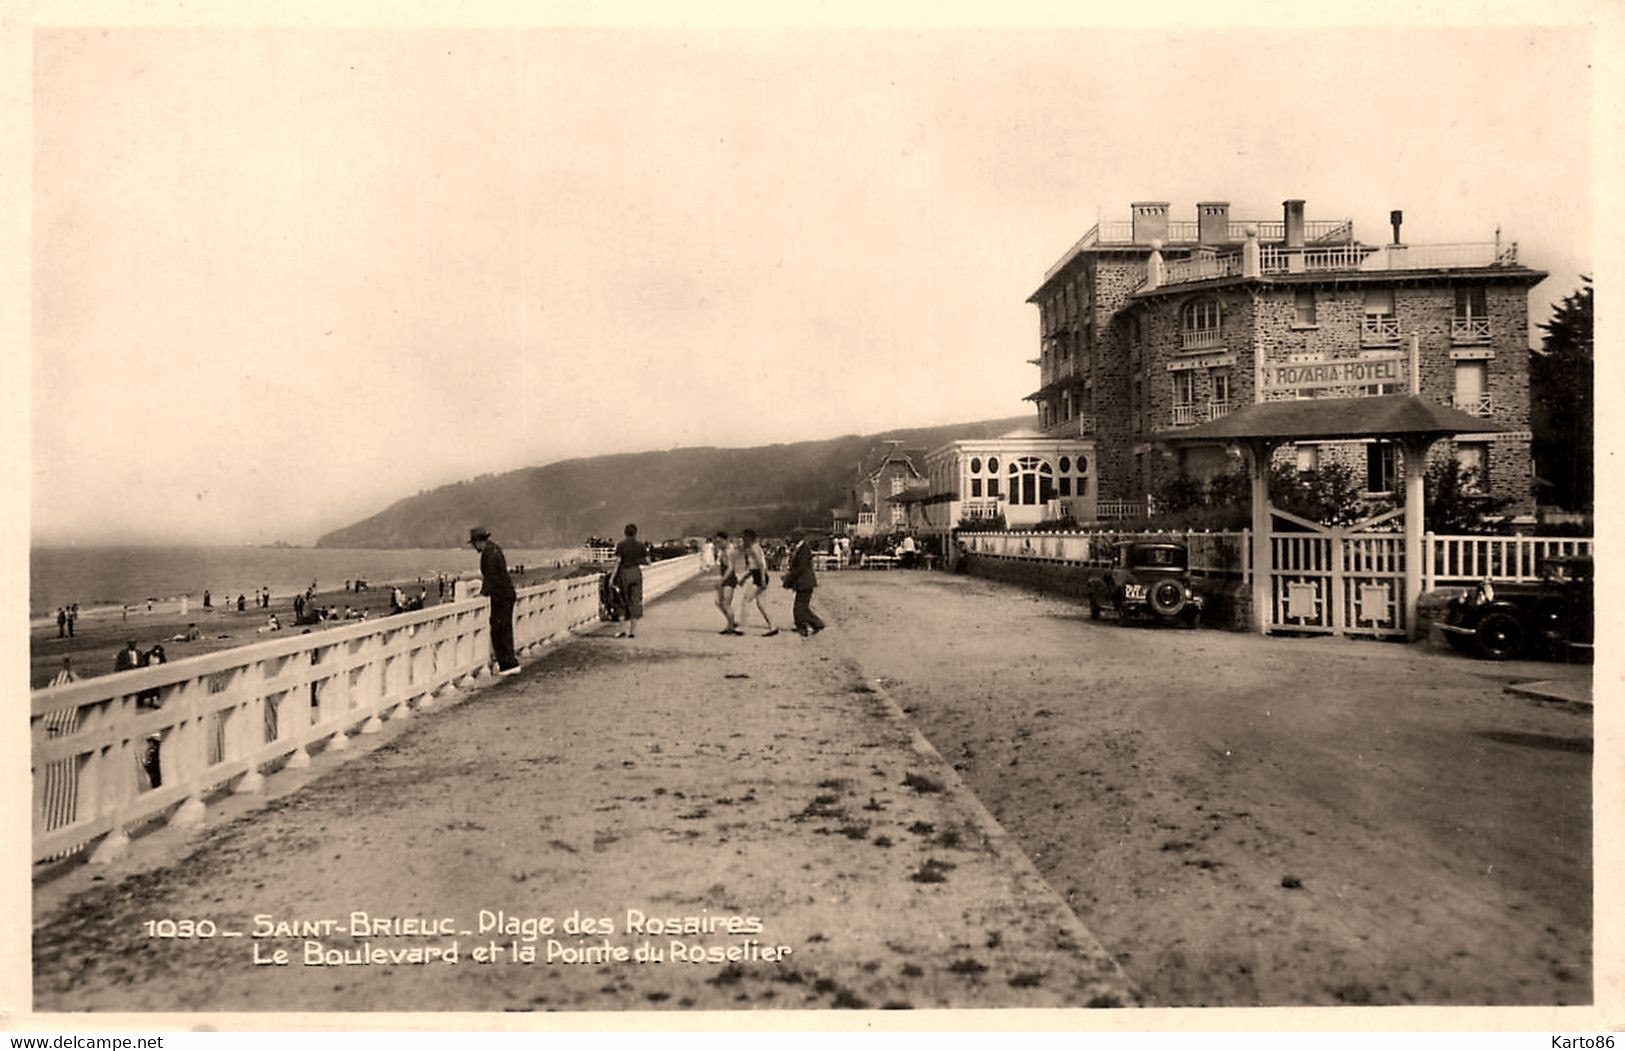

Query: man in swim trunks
left=713, top=530, right=743, bottom=636
left=736, top=529, right=778, bottom=637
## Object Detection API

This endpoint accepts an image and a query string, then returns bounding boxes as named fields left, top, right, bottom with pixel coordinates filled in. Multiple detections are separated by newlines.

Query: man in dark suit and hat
left=469, top=527, right=521, bottom=676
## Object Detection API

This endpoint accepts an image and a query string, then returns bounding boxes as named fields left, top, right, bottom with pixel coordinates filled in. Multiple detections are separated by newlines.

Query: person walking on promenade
left=470, top=526, right=520, bottom=676
left=713, top=530, right=743, bottom=636
left=736, top=529, right=778, bottom=637
left=612, top=523, right=650, bottom=638
left=785, top=530, right=826, bottom=638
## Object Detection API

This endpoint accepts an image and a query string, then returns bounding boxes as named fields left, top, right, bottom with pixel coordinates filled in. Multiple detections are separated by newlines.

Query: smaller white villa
left=915, top=428, right=1099, bottom=535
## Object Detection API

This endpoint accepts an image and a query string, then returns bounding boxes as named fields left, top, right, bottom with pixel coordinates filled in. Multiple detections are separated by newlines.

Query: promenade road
left=32, top=575, right=1137, bottom=1014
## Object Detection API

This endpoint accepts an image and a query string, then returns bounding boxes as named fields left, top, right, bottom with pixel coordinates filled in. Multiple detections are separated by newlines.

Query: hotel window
left=1061, top=389, right=1072, bottom=420
left=1455, top=443, right=1488, bottom=493
left=1295, top=444, right=1319, bottom=473
left=1366, top=442, right=1398, bottom=495
left=1294, top=289, right=1317, bottom=326
left=1172, top=371, right=1196, bottom=424
left=970, top=478, right=983, bottom=498
left=1181, top=298, right=1222, bottom=349
left=1453, top=286, right=1490, bottom=342
left=1210, top=368, right=1231, bottom=407
left=1453, top=361, right=1490, bottom=416
left=1363, top=288, right=1399, bottom=344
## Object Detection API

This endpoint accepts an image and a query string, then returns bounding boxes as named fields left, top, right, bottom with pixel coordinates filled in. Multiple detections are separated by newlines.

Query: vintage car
left=1437, top=556, right=1593, bottom=661
left=1086, top=540, right=1205, bottom=628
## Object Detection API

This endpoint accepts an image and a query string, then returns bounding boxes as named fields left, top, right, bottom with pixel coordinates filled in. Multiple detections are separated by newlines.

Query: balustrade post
left=234, top=690, right=266, bottom=795
left=164, top=679, right=208, bottom=829
left=86, top=694, right=137, bottom=863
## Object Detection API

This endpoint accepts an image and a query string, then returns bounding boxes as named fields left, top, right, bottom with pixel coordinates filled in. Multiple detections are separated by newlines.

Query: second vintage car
left=1086, top=540, right=1206, bottom=628
left=1436, top=556, right=1593, bottom=661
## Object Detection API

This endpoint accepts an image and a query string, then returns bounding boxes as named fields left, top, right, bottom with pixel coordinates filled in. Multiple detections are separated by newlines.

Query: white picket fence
left=961, top=529, right=1592, bottom=589
left=32, top=554, right=705, bottom=866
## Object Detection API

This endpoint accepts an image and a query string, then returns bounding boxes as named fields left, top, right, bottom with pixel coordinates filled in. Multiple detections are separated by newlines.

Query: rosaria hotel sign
left=1263, top=352, right=1406, bottom=394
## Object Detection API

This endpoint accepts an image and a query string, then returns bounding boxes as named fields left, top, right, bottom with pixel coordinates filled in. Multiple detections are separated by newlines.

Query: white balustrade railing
left=1181, top=329, right=1223, bottom=351
left=1095, top=499, right=1147, bottom=521
left=1164, top=253, right=1242, bottom=285
left=1208, top=400, right=1234, bottom=420
left=32, top=554, right=705, bottom=865
left=1171, top=403, right=1199, bottom=426
left=1452, top=392, right=1494, bottom=417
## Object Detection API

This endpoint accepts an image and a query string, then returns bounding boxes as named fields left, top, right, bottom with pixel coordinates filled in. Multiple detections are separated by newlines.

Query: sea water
left=29, top=545, right=584, bottom=619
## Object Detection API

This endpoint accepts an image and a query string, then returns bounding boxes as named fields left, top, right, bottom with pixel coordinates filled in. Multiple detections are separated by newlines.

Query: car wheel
left=1149, top=580, right=1186, bottom=618
left=1473, top=612, right=1526, bottom=661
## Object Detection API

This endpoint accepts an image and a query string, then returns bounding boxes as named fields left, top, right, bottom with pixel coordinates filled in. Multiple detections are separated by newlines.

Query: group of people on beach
left=53, top=604, right=79, bottom=637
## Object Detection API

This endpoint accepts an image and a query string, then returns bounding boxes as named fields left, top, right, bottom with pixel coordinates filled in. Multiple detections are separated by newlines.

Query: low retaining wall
left=32, top=553, right=706, bottom=865
left=960, top=553, right=1250, bottom=630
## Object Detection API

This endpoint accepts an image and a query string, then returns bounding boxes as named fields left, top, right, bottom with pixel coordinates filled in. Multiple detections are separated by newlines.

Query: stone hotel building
left=922, top=199, right=1544, bottom=532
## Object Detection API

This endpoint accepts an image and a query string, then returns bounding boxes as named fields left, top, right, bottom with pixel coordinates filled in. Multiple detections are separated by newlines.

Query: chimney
left=1197, top=201, right=1230, bottom=245
left=1283, top=199, right=1305, bottom=248
left=1131, top=202, right=1170, bottom=245
left=1389, top=209, right=1404, bottom=245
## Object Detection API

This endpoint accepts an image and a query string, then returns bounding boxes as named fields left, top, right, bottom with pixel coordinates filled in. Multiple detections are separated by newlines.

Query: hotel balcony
left=1181, top=329, right=1223, bottom=351
left=1452, top=392, right=1494, bottom=417
left=1171, top=403, right=1199, bottom=426
left=1362, top=314, right=1401, bottom=346
left=960, top=499, right=1002, bottom=521
left=1451, top=317, right=1492, bottom=344
left=1207, top=400, right=1234, bottom=420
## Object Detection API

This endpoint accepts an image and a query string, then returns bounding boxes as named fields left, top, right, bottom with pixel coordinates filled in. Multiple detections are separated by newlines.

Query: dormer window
left=1181, top=298, right=1222, bottom=350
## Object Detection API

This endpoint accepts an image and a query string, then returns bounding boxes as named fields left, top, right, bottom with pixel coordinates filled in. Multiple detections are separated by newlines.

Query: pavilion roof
left=1156, top=394, right=1506, bottom=445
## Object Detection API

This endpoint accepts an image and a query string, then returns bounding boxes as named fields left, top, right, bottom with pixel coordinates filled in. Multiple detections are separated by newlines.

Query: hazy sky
left=24, top=13, right=1599, bottom=545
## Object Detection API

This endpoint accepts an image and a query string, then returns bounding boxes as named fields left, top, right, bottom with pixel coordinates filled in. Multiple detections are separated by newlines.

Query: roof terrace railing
left=1140, top=239, right=1522, bottom=292
left=1042, top=216, right=1358, bottom=283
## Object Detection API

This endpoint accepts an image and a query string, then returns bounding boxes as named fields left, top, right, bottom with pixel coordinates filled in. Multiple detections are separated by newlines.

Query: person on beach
left=612, top=523, right=650, bottom=638
left=713, top=530, right=743, bottom=636
left=784, top=530, right=826, bottom=638
left=470, top=526, right=520, bottom=676
left=736, top=529, right=778, bottom=637
left=203, top=590, right=212, bottom=609
left=56, top=608, right=66, bottom=638
left=67, top=604, right=77, bottom=636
